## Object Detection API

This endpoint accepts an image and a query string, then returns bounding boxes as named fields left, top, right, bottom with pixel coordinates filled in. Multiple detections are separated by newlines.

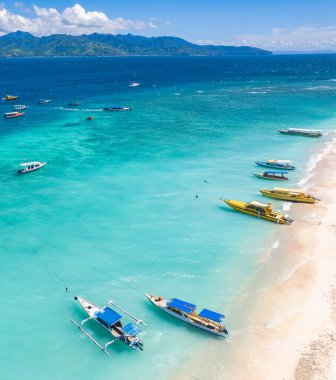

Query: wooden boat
left=260, top=187, right=320, bottom=204
left=146, top=294, right=228, bottom=337
left=2, top=95, right=19, bottom=101
left=38, top=99, right=51, bottom=104
left=103, top=105, right=132, bottom=111
left=255, top=159, right=295, bottom=170
left=252, top=171, right=289, bottom=181
left=278, top=128, right=323, bottom=137
left=17, top=162, right=46, bottom=174
left=13, top=104, right=28, bottom=110
left=71, top=296, right=146, bottom=355
left=222, top=198, right=294, bottom=224
left=4, top=111, right=24, bottom=118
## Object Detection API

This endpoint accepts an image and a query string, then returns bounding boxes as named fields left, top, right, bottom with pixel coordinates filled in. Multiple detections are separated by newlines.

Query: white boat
left=71, top=296, right=146, bottom=355
left=278, top=128, right=323, bottom=137
left=146, top=294, right=228, bottom=337
left=38, top=99, right=51, bottom=104
left=17, top=161, right=46, bottom=174
left=129, top=82, right=140, bottom=87
left=103, top=105, right=132, bottom=111
left=4, top=111, right=24, bottom=119
left=13, top=104, right=28, bottom=110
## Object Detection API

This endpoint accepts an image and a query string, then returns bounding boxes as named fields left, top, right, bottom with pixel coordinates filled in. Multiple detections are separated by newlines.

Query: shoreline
left=175, top=134, right=336, bottom=380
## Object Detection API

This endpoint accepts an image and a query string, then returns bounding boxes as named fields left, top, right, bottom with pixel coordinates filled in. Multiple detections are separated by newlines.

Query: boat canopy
left=264, top=171, right=288, bottom=174
left=267, top=159, right=292, bottom=164
left=273, top=187, right=304, bottom=193
left=122, top=323, right=141, bottom=337
left=96, top=307, right=122, bottom=327
left=249, top=201, right=271, bottom=207
left=198, top=308, right=225, bottom=322
left=167, top=298, right=196, bottom=314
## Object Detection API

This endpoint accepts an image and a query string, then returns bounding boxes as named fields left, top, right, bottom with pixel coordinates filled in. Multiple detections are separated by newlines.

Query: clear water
left=1, top=55, right=336, bottom=380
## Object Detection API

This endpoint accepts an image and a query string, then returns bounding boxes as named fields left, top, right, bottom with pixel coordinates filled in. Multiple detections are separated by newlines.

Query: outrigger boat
left=278, top=128, right=323, bottom=137
left=222, top=198, right=294, bottom=224
left=71, top=296, right=146, bottom=355
left=103, top=105, right=132, bottom=111
left=13, top=104, right=28, bottom=110
left=260, top=187, right=320, bottom=204
left=4, top=111, right=24, bottom=118
left=255, top=159, right=295, bottom=170
left=146, top=294, right=228, bottom=337
left=253, top=171, right=288, bottom=181
left=17, top=161, right=46, bottom=174
left=2, top=95, right=19, bottom=101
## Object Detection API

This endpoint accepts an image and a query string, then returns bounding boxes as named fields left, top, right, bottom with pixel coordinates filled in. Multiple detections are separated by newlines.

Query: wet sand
left=175, top=137, right=336, bottom=380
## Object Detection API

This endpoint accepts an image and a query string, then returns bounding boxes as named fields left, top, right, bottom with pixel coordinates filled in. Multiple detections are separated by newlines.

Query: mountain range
left=0, top=31, right=271, bottom=57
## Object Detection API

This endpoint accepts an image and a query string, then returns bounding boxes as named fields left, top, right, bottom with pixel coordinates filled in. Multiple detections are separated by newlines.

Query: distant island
left=0, top=31, right=271, bottom=57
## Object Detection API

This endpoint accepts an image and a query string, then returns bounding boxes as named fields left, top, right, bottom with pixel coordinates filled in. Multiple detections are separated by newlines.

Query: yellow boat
left=222, top=198, right=294, bottom=224
left=260, top=187, right=320, bottom=204
left=2, top=95, right=19, bottom=101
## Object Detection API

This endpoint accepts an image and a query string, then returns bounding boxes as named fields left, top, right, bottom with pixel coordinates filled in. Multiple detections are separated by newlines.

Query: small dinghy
left=252, top=171, right=289, bottom=181
left=71, top=296, right=146, bottom=355
left=17, top=161, right=46, bottom=174
left=146, top=294, right=228, bottom=337
left=103, top=105, right=132, bottom=111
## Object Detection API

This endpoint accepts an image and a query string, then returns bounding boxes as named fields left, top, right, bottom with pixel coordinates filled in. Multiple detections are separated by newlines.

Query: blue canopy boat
left=71, top=296, right=146, bottom=355
left=255, top=159, right=295, bottom=170
left=146, top=294, right=228, bottom=337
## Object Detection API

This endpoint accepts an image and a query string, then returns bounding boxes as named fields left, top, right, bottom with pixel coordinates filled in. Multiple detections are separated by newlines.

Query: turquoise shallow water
left=1, top=55, right=336, bottom=379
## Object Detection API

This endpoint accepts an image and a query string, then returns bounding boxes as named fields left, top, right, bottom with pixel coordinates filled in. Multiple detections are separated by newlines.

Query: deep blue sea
left=1, top=55, right=336, bottom=380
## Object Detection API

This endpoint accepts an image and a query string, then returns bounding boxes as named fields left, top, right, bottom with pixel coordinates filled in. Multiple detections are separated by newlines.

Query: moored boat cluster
left=222, top=129, right=323, bottom=224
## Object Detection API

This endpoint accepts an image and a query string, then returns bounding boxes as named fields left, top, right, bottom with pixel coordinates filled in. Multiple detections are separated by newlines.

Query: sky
left=0, top=1, right=336, bottom=51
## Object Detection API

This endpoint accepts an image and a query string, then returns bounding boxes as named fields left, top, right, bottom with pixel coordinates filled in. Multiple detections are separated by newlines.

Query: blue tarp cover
left=167, top=298, right=196, bottom=314
left=122, top=323, right=141, bottom=336
left=96, top=307, right=122, bottom=326
left=198, top=308, right=224, bottom=322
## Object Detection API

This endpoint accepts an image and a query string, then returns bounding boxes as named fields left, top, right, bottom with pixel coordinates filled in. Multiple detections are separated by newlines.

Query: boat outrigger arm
left=71, top=317, right=114, bottom=355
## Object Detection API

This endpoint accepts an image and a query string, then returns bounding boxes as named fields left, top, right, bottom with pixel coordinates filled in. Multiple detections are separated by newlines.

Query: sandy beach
left=176, top=135, right=336, bottom=380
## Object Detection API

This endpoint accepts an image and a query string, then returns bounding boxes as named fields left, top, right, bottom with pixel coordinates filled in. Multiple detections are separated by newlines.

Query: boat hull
left=223, top=199, right=292, bottom=224
left=255, top=162, right=295, bottom=170
left=278, top=130, right=322, bottom=137
left=146, top=294, right=227, bottom=337
left=259, top=190, right=316, bottom=203
left=253, top=173, right=288, bottom=181
left=18, top=162, right=46, bottom=174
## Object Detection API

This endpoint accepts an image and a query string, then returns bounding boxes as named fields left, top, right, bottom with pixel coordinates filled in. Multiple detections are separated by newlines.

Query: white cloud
left=236, top=26, right=336, bottom=51
left=234, top=26, right=336, bottom=51
left=196, top=26, right=336, bottom=51
left=0, top=3, right=156, bottom=36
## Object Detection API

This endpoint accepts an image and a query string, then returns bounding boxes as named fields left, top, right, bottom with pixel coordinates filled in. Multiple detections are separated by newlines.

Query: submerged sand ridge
left=175, top=137, right=336, bottom=380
